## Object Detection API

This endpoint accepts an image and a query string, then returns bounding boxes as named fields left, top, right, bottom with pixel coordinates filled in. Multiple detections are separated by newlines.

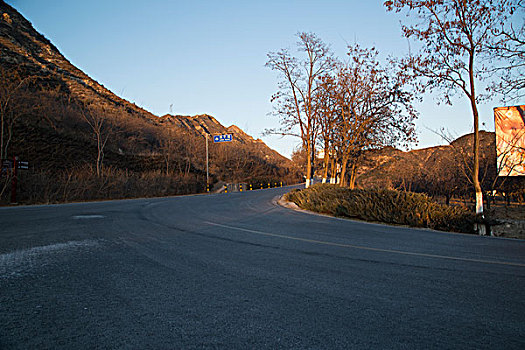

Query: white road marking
left=205, top=221, right=525, bottom=268
left=0, top=240, right=99, bottom=279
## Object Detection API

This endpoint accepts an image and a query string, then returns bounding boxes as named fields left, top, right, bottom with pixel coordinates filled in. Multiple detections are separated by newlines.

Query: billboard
left=494, top=105, right=525, bottom=177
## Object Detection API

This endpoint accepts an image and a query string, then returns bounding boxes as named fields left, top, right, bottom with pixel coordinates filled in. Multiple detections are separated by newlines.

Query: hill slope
left=356, top=131, right=499, bottom=197
left=0, top=1, right=299, bottom=203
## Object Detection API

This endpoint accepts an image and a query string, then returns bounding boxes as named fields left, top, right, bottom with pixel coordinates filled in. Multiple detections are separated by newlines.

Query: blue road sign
left=213, top=134, right=233, bottom=143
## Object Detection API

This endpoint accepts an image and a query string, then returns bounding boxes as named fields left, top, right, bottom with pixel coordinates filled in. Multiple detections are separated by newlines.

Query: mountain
left=0, top=1, right=158, bottom=125
left=357, top=144, right=450, bottom=188
left=159, top=114, right=291, bottom=166
left=0, top=1, right=290, bottom=158
left=356, top=131, right=499, bottom=197
left=0, top=1, right=292, bottom=157
left=0, top=1, right=286, bottom=150
left=0, top=1, right=299, bottom=204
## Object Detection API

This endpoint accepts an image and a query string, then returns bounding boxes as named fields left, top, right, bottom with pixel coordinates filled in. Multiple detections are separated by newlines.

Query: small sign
left=2, top=159, right=13, bottom=170
left=1, top=159, right=29, bottom=172
left=213, top=134, right=233, bottom=143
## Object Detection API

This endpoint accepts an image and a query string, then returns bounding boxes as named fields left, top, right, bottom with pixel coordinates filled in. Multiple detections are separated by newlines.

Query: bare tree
left=266, top=32, right=333, bottom=188
left=490, top=0, right=525, bottom=101
left=182, top=132, right=202, bottom=175
left=159, top=128, right=181, bottom=176
left=0, top=67, right=36, bottom=159
left=80, top=104, right=111, bottom=177
left=325, top=45, right=417, bottom=188
left=385, top=0, right=519, bottom=218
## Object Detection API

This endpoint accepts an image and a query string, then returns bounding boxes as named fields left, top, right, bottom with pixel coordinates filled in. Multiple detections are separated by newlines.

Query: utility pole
left=206, top=133, right=209, bottom=191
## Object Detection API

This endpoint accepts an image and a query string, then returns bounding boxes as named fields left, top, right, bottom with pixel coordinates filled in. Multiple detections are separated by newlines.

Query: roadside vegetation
left=0, top=0, right=302, bottom=205
left=267, top=1, right=524, bottom=225
left=12, top=166, right=203, bottom=204
left=285, top=184, right=476, bottom=233
left=0, top=66, right=301, bottom=205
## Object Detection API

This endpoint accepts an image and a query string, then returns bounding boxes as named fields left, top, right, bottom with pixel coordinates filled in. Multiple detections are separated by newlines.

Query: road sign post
left=206, top=133, right=234, bottom=194
left=1, top=157, right=29, bottom=204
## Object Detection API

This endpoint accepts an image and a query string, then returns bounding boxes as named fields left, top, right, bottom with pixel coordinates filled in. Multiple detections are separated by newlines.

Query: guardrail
left=217, top=182, right=284, bottom=193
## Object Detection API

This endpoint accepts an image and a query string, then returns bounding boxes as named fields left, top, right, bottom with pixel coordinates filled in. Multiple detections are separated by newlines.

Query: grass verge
left=284, top=184, right=476, bottom=233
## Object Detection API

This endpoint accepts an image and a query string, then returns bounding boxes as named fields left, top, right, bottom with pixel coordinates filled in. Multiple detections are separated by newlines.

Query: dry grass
left=1, top=165, right=204, bottom=205
left=285, top=184, right=476, bottom=233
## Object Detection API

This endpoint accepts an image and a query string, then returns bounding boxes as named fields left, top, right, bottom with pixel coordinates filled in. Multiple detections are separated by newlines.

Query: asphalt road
left=1, top=186, right=524, bottom=349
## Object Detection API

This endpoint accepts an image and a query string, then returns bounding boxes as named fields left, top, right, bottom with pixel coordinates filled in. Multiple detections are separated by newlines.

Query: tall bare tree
left=266, top=32, right=333, bottom=188
left=385, top=0, right=519, bottom=219
left=317, top=74, right=339, bottom=183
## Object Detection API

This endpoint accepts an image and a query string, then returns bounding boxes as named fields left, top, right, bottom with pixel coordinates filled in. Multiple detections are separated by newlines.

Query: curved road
left=1, top=186, right=524, bottom=349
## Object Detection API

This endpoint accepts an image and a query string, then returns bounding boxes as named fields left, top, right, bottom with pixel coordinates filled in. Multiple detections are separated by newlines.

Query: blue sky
left=8, top=0, right=500, bottom=157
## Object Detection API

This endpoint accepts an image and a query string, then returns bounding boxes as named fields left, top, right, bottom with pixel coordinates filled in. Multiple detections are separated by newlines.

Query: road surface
left=1, top=187, right=524, bottom=349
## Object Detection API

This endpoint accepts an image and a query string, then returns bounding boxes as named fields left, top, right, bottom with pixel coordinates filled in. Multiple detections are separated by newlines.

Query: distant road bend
left=1, top=186, right=524, bottom=349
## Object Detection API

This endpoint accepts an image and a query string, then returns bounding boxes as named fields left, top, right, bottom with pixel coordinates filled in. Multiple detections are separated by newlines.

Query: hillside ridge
left=357, top=130, right=496, bottom=189
left=0, top=0, right=288, bottom=163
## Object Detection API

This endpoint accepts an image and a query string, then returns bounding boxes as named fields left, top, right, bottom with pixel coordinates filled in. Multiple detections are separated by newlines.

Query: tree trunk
left=322, top=143, right=330, bottom=183
left=330, top=157, right=337, bottom=184
left=348, top=161, right=357, bottom=190
left=310, top=141, right=316, bottom=182
left=96, top=133, right=102, bottom=177
left=1, top=110, right=4, bottom=159
left=466, top=49, right=486, bottom=234
left=339, top=155, right=349, bottom=187
left=306, top=142, right=312, bottom=188
left=467, top=51, right=483, bottom=217
left=472, top=100, right=483, bottom=216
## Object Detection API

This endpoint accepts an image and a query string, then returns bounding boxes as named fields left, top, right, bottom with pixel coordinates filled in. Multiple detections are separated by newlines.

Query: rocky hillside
left=357, top=144, right=451, bottom=188
left=356, top=131, right=499, bottom=195
left=0, top=0, right=293, bottom=171
left=159, top=114, right=291, bottom=166
left=0, top=1, right=300, bottom=204
left=0, top=1, right=158, bottom=125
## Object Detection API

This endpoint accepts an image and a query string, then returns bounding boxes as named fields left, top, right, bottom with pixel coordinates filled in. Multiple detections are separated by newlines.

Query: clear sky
left=7, top=0, right=503, bottom=158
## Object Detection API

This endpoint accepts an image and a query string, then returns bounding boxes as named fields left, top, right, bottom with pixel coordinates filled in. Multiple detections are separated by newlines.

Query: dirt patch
left=487, top=205, right=525, bottom=239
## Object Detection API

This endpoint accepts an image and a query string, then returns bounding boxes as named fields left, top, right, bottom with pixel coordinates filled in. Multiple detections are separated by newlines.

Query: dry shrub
left=285, top=184, right=475, bottom=233
left=2, top=165, right=204, bottom=204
